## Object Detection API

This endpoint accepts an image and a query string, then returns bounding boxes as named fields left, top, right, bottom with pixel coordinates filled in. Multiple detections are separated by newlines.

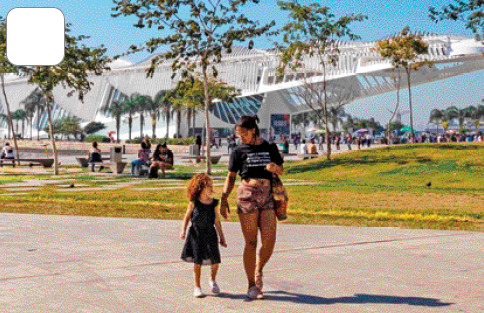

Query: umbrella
left=314, top=129, right=326, bottom=134
left=445, top=129, right=456, bottom=134
left=356, top=128, right=369, bottom=133
left=400, top=126, right=413, bottom=133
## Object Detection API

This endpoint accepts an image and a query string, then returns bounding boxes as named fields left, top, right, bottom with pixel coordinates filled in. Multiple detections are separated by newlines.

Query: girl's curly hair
left=186, top=173, right=212, bottom=202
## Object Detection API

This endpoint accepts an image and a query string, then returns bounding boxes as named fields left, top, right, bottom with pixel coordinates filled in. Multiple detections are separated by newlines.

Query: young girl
left=181, top=173, right=227, bottom=298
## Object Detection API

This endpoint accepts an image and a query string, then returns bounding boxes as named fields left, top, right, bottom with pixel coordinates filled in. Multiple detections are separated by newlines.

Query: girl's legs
left=210, top=263, right=219, bottom=282
left=193, top=264, right=202, bottom=288
left=256, top=209, right=277, bottom=285
left=238, top=212, right=259, bottom=287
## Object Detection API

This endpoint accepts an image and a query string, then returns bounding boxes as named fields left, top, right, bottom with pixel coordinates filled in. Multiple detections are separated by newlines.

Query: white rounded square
left=7, top=8, right=65, bottom=66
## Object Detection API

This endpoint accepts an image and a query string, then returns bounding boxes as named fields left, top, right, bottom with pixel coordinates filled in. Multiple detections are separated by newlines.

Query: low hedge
left=85, top=135, right=111, bottom=143
left=125, top=137, right=195, bottom=145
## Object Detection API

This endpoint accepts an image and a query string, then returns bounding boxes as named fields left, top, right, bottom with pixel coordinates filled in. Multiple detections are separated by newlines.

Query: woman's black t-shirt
left=228, top=140, right=284, bottom=180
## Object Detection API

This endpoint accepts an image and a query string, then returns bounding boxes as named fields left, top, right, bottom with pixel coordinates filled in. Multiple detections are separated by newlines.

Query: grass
left=0, top=143, right=483, bottom=231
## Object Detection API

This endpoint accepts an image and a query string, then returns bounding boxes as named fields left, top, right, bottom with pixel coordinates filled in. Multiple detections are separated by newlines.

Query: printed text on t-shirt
left=246, top=152, right=271, bottom=167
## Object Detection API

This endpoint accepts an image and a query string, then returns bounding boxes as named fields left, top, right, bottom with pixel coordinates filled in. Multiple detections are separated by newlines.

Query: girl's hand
left=220, top=239, right=227, bottom=248
left=266, top=162, right=278, bottom=173
left=180, top=231, right=186, bottom=240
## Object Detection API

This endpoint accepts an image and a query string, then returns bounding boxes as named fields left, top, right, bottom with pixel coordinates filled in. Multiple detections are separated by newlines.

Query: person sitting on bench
left=149, top=143, right=173, bottom=178
left=87, top=141, right=103, bottom=172
left=0, top=142, right=15, bottom=167
left=131, top=140, right=152, bottom=176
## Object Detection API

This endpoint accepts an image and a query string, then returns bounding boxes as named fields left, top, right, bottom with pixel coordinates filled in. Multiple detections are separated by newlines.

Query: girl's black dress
left=181, top=199, right=221, bottom=265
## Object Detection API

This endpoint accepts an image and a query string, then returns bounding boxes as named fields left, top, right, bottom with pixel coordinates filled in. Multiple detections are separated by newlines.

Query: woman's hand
left=180, top=231, right=186, bottom=240
left=219, top=238, right=227, bottom=247
left=220, top=197, right=230, bottom=219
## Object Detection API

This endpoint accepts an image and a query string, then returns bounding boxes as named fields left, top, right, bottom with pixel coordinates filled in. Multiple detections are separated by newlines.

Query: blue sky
left=1, top=0, right=483, bottom=129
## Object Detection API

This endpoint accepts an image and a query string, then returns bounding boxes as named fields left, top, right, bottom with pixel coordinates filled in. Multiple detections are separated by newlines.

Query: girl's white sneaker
left=209, top=280, right=220, bottom=294
left=193, top=287, right=204, bottom=298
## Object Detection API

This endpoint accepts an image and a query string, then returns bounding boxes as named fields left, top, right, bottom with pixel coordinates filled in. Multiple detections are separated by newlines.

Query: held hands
left=220, top=196, right=230, bottom=219
left=180, top=231, right=186, bottom=240
left=219, top=238, right=227, bottom=248
left=266, top=162, right=278, bottom=173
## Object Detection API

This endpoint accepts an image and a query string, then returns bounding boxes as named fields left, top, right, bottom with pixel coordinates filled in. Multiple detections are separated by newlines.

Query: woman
left=220, top=115, right=284, bottom=300
left=87, top=141, right=103, bottom=172
left=0, top=142, right=15, bottom=167
left=131, top=140, right=151, bottom=176
left=149, top=143, right=174, bottom=178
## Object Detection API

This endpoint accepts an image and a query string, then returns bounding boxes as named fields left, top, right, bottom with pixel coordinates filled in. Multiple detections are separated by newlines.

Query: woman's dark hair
left=92, top=141, right=98, bottom=149
left=235, top=115, right=260, bottom=137
left=141, top=141, right=149, bottom=149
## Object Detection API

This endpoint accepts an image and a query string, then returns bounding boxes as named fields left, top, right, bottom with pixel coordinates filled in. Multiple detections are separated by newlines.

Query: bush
left=125, top=137, right=195, bottom=145
left=85, top=135, right=110, bottom=143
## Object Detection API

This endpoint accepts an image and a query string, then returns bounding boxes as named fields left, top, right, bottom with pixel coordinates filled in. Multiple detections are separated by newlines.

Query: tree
left=154, top=90, right=173, bottom=139
left=167, top=75, right=237, bottom=141
left=376, top=27, right=434, bottom=139
left=26, top=24, right=109, bottom=175
left=429, top=108, right=444, bottom=135
left=131, top=93, right=148, bottom=139
left=443, top=106, right=459, bottom=132
left=275, top=1, right=366, bottom=160
left=83, top=122, right=106, bottom=135
left=108, top=100, right=126, bottom=142
left=112, top=0, right=274, bottom=174
left=142, top=94, right=161, bottom=139
left=20, top=89, right=46, bottom=140
left=430, top=1, right=484, bottom=41
left=0, top=16, right=21, bottom=163
left=123, top=95, right=139, bottom=141
left=60, top=117, right=83, bottom=140
left=0, top=113, right=9, bottom=138
left=12, top=109, right=26, bottom=138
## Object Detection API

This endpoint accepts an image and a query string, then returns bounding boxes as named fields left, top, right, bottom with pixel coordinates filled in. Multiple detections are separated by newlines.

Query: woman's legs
left=238, top=212, right=259, bottom=287
left=256, top=209, right=277, bottom=281
left=193, top=264, right=202, bottom=288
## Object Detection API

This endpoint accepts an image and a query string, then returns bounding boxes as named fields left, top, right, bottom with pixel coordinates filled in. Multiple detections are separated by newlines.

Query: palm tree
left=108, top=100, right=126, bottom=143
left=131, top=93, right=148, bottom=139
left=12, top=110, right=25, bottom=138
left=429, top=109, right=444, bottom=135
left=143, top=94, right=161, bottom=138
left=475, top=104, right=484, bottom=132
left=20, top=89, right=46, bottom=140
left=155, top=90, right=172, bottom=139
left=343, top=113, right=359, bottom=133
left=443, top=107, right=458, bottom=132
left=291, top=114, right=303, bottom=135
left=123, top=95, right=138, bottom=141
left=0, top=113, right=10, bottom=138
left=24, top=102, right=36, bottom=140
left=328, top=106, right=345, bottom=132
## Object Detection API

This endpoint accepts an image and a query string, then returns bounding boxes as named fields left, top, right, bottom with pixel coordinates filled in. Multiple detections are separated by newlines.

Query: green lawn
left=1, top=143, right=483, bottom=231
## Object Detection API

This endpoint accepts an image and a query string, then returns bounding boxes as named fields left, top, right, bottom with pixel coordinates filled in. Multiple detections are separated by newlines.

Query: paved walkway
left=0, top=213, right=482, bottom=313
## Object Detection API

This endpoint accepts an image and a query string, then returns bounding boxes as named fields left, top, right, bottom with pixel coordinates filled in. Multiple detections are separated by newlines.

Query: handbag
left=272, top=174, right=288, bottom=221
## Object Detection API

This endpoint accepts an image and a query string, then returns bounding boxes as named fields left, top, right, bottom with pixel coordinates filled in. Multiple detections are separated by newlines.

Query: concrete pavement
left=0, top=213, right=482, bottom=313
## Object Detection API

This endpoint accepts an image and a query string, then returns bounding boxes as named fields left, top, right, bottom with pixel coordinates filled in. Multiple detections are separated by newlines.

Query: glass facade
left=211, top=94, right=264, bottom=124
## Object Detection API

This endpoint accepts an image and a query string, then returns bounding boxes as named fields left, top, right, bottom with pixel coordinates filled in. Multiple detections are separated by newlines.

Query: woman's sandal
left=255, top=273, right=263, bottom=290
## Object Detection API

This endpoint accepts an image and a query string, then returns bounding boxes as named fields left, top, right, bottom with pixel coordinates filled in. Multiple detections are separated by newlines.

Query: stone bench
left=180, top=155, right=222, bottom=165
left=90, top=162, right=127, bottom=174
left=0, top=158, right=54, bottom=168
left=297, top=153, right=320, bottom=160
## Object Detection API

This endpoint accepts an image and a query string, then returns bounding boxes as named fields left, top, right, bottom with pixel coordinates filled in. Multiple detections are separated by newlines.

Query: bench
left=76, top=157, right=126, bottom=168
left=132, top=163, right=174, bottom=178
left=0, top=158, right=54, bottom=168
left=90, top=161, right=127, bottom=174
left=297, top=153, right=319, bottom=160
left=180, top=155, right=222, bottom=165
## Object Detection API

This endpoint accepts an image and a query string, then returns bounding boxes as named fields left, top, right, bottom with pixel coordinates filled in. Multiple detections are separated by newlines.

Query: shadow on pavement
left=262, top=291, right=453, bottom=306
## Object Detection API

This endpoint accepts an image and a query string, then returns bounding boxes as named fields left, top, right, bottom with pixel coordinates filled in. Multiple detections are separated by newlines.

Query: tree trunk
left=202, top=72, right=212, bottom=175
left=116, top=116, right=120, bottom=143
left=152, top=114, right=156, bottom=138
left=165, top=112, right=170, bottom=139
left=37, top=109, right=41, bottom=141
left=0, top=74, right=21, bottom=164
left=128, top=114, right=132, bottom=140
left=322, top=65, right=331, bottom=160
left=140, top=113, right=144, bottom=138
left=177, top=110, right=181, bottom=138
left=45, top=96, right=59, bottom=175
left=192, top=109, right=196, bottom=137
left=407, top=68, right=414, bottom=140
left=387, top=70, right=401, bottom=146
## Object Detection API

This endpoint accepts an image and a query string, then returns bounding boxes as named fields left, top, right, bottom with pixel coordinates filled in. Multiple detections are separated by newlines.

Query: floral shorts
left=236, top=184, right=274, bottom=214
